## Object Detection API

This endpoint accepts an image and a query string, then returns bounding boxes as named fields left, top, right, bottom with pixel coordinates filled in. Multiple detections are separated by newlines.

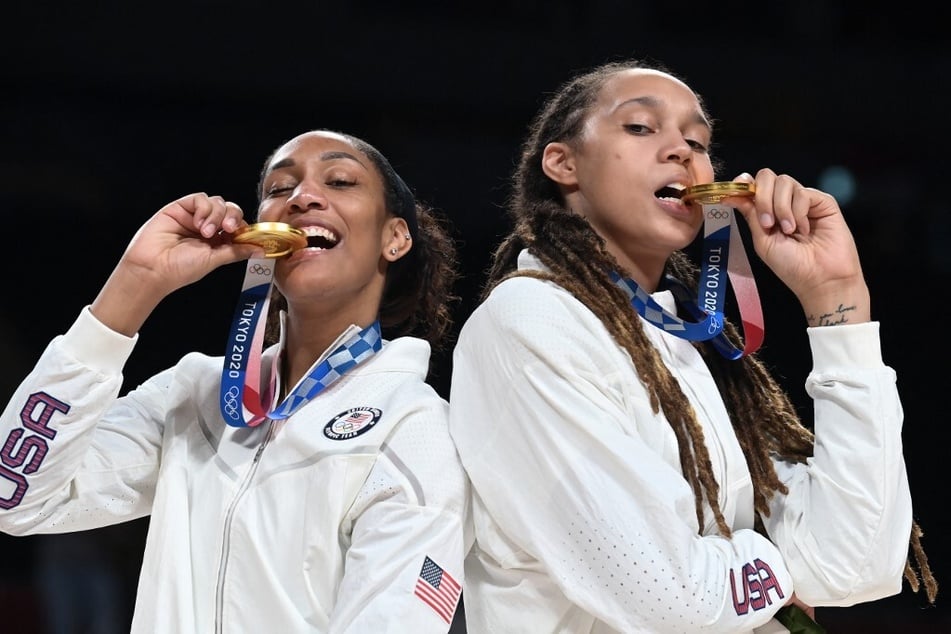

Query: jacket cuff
left=807, top=321, right=883, bottom=372
left=59, top=305, right=138, bottom=374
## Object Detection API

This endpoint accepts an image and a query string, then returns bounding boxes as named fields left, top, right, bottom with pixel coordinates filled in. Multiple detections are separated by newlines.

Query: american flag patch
left=414, top=556, right=461, bottom=624
left=345, top=411, right=372, bottom=425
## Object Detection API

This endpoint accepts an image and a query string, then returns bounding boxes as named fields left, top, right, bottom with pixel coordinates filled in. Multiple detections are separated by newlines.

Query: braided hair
left=486, top=59, right=936, bottom=603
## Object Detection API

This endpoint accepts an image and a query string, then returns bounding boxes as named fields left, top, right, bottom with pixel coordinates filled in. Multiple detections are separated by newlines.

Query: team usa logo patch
left=323, top=407, right=382, bottom=440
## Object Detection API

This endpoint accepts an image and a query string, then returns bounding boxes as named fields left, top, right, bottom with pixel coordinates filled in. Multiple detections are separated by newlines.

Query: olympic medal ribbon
left=220, top=258, right=279, bottom=427
left=682, top=181, right=764, bottom=357
left=219, top=258, right=385, bottom=427
left=266, top=322, right=382, bottom=420
left=726, top=212, right=763, bottom=356
left=612, top=198, right=764, bottom=360
left=611, top=271, right=723, bottom=342
left=672, top=201, right=764, bottom=359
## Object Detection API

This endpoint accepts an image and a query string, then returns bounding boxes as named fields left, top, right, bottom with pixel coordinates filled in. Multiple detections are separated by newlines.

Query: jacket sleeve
left=328, top=395, right=470, bottom=633
left=0, top=306, right=166, bottom=534
left=762, top=321, right=911, bottom=606
left=449, top=278, right=793, bottom=633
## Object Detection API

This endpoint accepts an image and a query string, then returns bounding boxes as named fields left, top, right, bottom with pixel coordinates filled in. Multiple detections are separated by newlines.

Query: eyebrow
left=614, top=96, right=711, bottom=129
left=268, top=150, right=368, bottom=173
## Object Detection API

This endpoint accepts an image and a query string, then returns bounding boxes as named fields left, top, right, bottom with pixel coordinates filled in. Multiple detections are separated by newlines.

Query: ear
left=541, top=141, right=578, bottom=186
left=382, top=216, right=413, bottom=262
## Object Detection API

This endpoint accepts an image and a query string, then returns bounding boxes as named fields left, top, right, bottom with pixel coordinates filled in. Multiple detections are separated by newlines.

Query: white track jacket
left=449, top=250, right=912, bottom=633
left=0, top=306, right=469, bottom=633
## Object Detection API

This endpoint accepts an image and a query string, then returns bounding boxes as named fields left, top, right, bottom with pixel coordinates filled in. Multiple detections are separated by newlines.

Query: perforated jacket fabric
left=449, top=250, right=910, bottom=634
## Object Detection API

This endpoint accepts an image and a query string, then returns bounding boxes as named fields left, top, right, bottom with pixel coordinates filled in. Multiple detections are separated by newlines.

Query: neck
left=610, top=250, right=667, bottom=293
left=594, top=230, right=672, bottom=292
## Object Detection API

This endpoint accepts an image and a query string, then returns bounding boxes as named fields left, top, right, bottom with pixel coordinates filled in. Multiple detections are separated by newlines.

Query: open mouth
left=654, top=183, right=686, bottom=202
left=302, top=226, right=339, bottom=250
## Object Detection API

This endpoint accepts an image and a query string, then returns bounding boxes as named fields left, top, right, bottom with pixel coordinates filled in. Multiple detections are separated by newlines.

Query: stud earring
left=390, top=248, right=398, bottom=255
left=404, top=233, right=412, bottom=240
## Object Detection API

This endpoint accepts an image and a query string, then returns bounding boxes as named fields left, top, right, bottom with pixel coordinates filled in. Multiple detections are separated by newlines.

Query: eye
left=324, top=167, right=359, bottom=187
left=623, top=123, right=653, bottom=135
left=264, top=184, right=295, bottom=198
left=687, top=139, right=709, bottom=153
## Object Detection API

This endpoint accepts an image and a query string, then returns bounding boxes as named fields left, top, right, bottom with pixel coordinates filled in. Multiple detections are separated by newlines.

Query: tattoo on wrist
left=808, top=303, right=856, bottom=327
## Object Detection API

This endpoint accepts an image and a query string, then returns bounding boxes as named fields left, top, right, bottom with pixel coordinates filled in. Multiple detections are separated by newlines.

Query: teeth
left=655, top=182, right=688, bottom=203
left=301, top=226, right=338, bottom=243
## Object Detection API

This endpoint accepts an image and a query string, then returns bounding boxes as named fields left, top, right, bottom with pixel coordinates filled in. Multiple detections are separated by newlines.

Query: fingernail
left=760, top=214, right=774, bottom=227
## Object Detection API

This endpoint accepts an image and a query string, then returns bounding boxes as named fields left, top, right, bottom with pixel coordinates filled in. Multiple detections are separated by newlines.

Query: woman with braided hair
left=448, top=60, right=936, bottom=632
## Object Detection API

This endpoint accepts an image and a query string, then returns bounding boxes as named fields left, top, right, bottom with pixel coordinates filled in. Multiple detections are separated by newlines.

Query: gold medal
left=682, top=181, right=756, bottom=204
left=232, top=222, right=307, bottom=258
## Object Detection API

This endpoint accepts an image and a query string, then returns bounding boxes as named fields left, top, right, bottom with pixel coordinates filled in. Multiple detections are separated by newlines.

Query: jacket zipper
left=215, top=421, right=274, bottom=633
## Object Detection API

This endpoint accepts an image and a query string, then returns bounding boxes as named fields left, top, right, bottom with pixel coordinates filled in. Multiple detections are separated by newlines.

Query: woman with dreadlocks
left=448, top=59, right=936, bottom=633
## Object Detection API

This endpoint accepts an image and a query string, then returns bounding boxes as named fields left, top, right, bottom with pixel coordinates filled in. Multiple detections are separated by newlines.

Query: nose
left=663, top=133, right=692, bottom=166
left=287, top=181, right=328, bottom=213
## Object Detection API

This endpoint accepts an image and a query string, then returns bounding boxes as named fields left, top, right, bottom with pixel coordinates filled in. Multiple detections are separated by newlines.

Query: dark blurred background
left=1, top=2, right=948, bottom=632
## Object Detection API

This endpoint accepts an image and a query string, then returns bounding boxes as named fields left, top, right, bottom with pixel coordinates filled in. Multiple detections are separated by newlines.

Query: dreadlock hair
left=487, top=59, right=936, bottom=603
left=255, top=130, right=460, bottom=356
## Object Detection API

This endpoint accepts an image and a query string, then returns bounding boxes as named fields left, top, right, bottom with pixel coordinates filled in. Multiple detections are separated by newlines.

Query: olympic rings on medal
left=233, top=222, right=307, bottom=258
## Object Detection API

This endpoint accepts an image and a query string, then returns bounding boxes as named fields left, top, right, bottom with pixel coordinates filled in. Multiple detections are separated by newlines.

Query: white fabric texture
left=449, top=250, right=910, bottom=634
left=0, top=306, right=469, bottom=633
